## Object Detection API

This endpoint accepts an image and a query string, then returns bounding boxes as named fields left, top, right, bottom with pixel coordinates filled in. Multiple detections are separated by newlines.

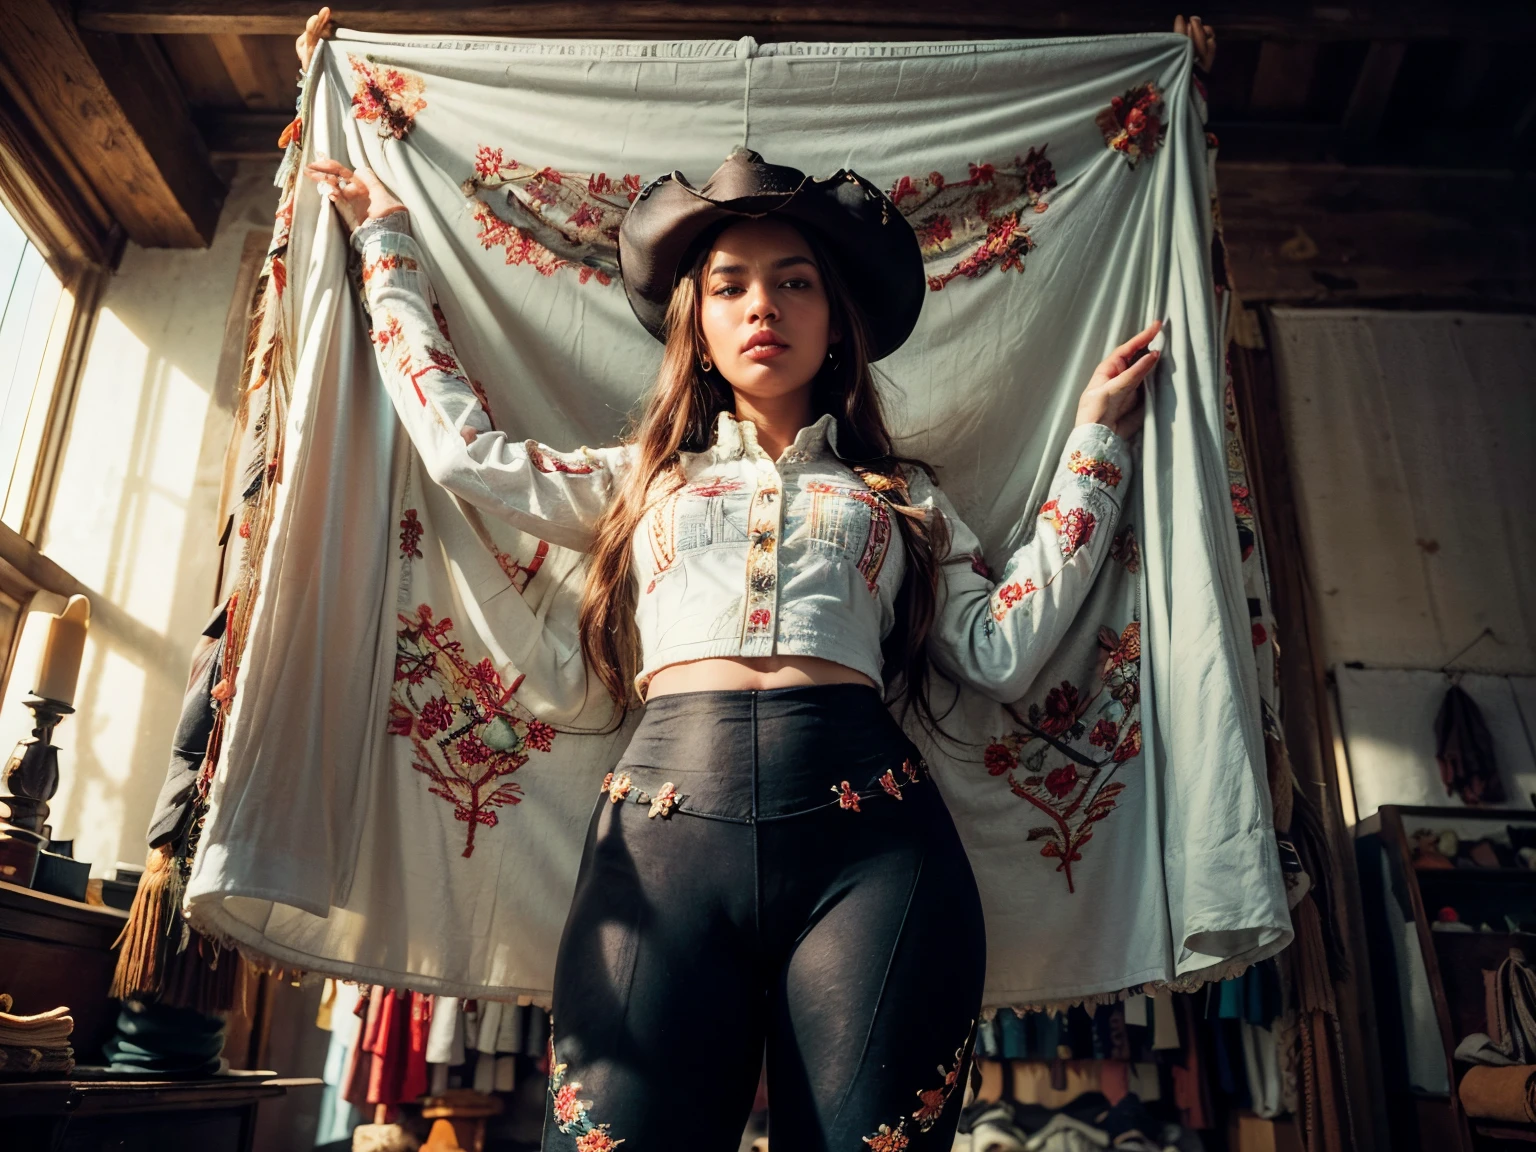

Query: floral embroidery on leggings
left=601, top=772, right=632, bottom=803
left=647, top=782, right=679, bottom=818
left=832, top=780, right=862, bottom=811
left=863, top=1123, right=910, bottom=1151
left=549, top=1047, right=625, bottom=1150
left=912, top=1026, right=972, bottom=1128
left=879, top=769, right=904, bottom=799
left=861, top=1020, right=973, bottom=1149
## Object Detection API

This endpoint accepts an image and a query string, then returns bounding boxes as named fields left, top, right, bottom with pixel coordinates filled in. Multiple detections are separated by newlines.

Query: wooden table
left=0, top=1073, right=323, bottom=1150
left=0, top=877, right=127, bottom=1061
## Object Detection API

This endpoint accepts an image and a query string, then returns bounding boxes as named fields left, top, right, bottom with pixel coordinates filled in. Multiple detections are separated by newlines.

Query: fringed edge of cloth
left=109, top=64, right=315, bottom=1012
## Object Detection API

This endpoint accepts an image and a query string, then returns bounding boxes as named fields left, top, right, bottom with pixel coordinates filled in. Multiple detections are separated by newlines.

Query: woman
left=298, top=13, right=1211, bottom=1150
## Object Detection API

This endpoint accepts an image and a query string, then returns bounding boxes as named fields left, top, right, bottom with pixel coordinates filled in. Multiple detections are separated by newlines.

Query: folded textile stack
left=102, top=998, right=228, bottom=1077
left=1459, top=1064, right=1536, bottom=1123
left=0, top=993, right=75, bottom=1076
left=954, top=1093, right=1205, bottom=1152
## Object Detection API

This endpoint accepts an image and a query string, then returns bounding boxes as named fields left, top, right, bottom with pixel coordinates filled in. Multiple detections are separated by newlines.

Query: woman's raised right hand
left=305, top=159, right=406, bottom=234
left=296, top=7, right=334, bottom=70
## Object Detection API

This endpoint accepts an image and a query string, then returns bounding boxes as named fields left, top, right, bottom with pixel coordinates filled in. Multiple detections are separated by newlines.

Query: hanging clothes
left=186, top=28, right=1289, bottom=1012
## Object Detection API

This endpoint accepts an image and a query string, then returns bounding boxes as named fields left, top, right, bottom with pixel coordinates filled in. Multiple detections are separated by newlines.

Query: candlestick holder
left=0, top=695, right=74, bottom=887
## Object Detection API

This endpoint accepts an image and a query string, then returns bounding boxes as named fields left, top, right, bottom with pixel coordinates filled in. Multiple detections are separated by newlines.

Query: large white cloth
left=187, top=29, right=1289, bottom=1009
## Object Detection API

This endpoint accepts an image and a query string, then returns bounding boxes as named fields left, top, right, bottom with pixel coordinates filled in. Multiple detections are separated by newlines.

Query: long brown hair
left=579, top=222, right=951, bottom=725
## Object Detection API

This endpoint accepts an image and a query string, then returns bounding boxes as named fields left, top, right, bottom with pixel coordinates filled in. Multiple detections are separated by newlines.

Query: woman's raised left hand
left=1075, top=319, right=1162, bottom=440
left=304, top=159, right=406, bottom=234
left=1173, top=14, right=1217, bottom=72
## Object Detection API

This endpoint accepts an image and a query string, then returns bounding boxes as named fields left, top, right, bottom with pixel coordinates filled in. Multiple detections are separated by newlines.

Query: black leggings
left=542, top=684, right=987, bottom=1151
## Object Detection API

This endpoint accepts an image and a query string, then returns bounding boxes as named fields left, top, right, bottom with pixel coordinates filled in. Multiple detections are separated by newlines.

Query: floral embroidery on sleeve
left=832, top=780, right=862, bottom=811
left=1040, top=500, right=1097, bottom=559
left=1067, top=450, right=1123, bottom=487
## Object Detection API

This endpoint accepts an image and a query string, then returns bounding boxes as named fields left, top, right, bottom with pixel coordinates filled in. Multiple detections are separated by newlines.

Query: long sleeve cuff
left=352, top=209, right=412, bottom=254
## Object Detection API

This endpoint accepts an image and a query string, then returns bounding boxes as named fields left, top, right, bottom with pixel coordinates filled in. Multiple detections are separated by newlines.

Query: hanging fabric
left=186, top=29, right=1289, bottom=1011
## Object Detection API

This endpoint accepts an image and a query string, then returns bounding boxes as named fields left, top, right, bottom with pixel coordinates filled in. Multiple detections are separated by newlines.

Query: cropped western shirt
left=354, top=213, right=1134, bottom=701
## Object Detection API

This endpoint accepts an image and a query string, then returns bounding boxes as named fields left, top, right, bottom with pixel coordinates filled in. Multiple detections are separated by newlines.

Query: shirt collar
left=708, top=410, right=844, bottom=464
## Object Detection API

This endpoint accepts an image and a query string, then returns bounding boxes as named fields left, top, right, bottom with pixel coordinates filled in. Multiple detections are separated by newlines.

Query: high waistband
left=603, top=684, right=927, bottom=822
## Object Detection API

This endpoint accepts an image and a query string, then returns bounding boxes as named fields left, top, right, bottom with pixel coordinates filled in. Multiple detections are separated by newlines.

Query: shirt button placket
left=741, top=457, right=783, bottom=654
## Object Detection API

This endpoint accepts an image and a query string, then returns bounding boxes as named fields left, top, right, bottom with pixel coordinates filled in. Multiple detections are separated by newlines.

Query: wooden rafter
left=0, top=0, right=224, bottom=249
left=74, top=0, right=1536, bottom=40
left=1216, top=162, right=1536, bottom=306
left=1339, top=40, right=1406, bottom=161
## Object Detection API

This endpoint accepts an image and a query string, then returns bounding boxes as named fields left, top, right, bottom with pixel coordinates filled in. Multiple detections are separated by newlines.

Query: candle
left=35, top=594, right=90, bottom=707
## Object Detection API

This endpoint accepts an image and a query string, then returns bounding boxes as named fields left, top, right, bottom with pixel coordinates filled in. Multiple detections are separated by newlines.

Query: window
left=0, top=192, right=100, bottom=703
left=0, top=208, right=66, bottom=530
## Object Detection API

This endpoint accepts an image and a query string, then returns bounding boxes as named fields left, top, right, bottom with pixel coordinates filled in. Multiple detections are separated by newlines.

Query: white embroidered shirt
left=354, top=213, right=1133, bottom=700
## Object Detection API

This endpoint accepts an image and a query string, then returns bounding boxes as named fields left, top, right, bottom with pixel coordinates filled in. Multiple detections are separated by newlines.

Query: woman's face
left=698, top=218, right=836, bottom=406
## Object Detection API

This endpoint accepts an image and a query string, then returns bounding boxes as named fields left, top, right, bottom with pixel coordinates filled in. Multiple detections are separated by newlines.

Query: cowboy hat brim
left=617, top=149, right=924, bottom=362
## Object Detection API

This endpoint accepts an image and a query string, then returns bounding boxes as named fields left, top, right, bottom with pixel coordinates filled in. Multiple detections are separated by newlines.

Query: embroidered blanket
left=186, top=29, right=1291, bottom=1010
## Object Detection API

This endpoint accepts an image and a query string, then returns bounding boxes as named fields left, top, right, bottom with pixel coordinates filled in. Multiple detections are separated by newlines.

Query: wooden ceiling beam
left=201, top=110, right=291, bottom=161
left=1216, top=162, right=1536, bottom=306
left=1339, top=40, right=1406, bottom=162
left=0, top=1, right=224, bottom=248
left=75, top=1, right=1536, bottom=40
left=210, top=34, right=284, bottom=108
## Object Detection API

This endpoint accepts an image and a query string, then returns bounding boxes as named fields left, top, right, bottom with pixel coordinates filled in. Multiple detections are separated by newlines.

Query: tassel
left=110, top=844, right=175, bottom=1000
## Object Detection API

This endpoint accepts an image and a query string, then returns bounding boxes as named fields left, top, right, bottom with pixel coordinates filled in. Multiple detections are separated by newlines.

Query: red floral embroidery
left=1096, top=82, right=1166, bottom=167
left=890, top=150, right=1057, bottom=292
left=1041, top=499, right=1097, bottom=559
left=990, top=578, right=1039, bottom=622
left=418, top=695, right=453, bottom=738
left=525, top=719, right=555, bottom=751
left=1112, top=721, right=1142, bottom=763
left=687, top=478, right=743, bottom=498
left=600, top=772, right=613, bottom=794
left=527, top=444, right=597, bottom=475
left=863, top=1125, right=910, bottom=1151
left=549, top=1050, right=624, bottom=1150
left=493, top=539, right=549, bottom=594
left=1111, top=528, right=1141, bottom=573
left=862, top=1026, right=970, bottom=1148
left=1044, top=764, right=1079, bottom=799
left=1040, top=680, right=1087, bottom=736
left=463, top=152, right=641, bottom=287
left=647, top=782, right=679, bottom=818
left=879, top=770, right=904, bottom=799
left=832, top=780, right=861, bottom=811
left=1088, top=719, right=1119, bottom=749
left=747, top=607, right=772, bottom=633
left=1068, top=450, right=1123, bottom=487
left=993, top=619, right=1141, bottom=892
left=363, top=251, right=418, bottom=283
left=607, top=773, right=632, bottom=804
left=985, top=743, right=1018, bottom=776
left=911, top=1036, right=969, bottom=1128
left=399, top=508, right=424, bottom=559
left=348, top=56, right=427, bottom=140
left=390, top=604, right=554, bottom=857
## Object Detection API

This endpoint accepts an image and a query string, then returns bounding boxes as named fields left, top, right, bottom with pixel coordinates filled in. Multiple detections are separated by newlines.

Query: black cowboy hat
left=617, top=148, right=924, bottom=361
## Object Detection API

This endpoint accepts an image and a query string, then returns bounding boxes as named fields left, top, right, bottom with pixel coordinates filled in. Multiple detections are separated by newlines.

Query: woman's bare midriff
left=645, top=656, right=877, bottom=698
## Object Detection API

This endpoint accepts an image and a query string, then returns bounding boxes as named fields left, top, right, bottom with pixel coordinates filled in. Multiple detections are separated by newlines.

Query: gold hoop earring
left=700, top=354, right=714, bottom=373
